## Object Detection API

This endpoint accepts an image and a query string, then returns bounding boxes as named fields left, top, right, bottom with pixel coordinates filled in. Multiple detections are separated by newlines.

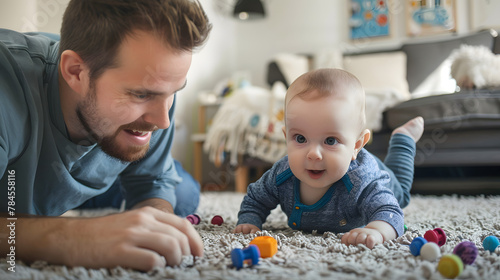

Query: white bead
left=420, top=242, right=441, bottom=261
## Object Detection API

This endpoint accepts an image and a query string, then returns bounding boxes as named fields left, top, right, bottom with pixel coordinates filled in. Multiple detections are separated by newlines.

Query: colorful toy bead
left=438, top=254, right=463, bottom=279
left=410, top=237, right=428, bottom=256
left=404, top=224, right=408, bottom=233
left=211, top=215, right=224, bottom=226
left=231, top=245, right=260, bottom=269
left=453, top=241, right=478, bottom=265
left=483, top=236, right=499, bottom=253
left=420, top=242, right=441, bottom=261
left=186, top=214, right=201, bottom=225
left=424, top=228, right=447, bottom=246
left=250, top=236, right=278, bottom=258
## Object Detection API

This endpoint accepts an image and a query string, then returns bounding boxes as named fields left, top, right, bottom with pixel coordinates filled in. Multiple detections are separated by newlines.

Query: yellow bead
left=438, top=254, right=463, bottom=279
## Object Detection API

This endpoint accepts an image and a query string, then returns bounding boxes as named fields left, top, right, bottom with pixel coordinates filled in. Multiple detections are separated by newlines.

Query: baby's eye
left=294, top=134, right=306, bottom=144
left=324, top=137, right=338, bottom=146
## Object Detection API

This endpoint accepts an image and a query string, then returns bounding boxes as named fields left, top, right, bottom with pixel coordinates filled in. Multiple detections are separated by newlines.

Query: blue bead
left=231, top=248, right=244, bottom=269
left=410, top=237, right=428, bottom=256
left=483, top=236, right=499, bottom=253
left=231, top=245, right=260, bottom=269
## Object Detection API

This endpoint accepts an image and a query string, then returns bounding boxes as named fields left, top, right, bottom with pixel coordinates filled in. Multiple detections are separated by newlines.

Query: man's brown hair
left=59, top=0, right=212, bottom=80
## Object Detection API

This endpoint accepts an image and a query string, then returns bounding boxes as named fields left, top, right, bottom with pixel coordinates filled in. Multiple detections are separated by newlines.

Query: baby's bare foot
left=392, top=116, right=424, bottom=142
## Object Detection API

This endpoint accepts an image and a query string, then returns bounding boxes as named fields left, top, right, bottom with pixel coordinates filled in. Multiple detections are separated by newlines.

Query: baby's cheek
left=287, top=153, right=302, bottom=172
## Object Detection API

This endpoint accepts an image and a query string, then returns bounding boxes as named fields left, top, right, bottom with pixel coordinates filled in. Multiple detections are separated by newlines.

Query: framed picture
left=406, top=0, right=456, bottom=37
left=349, top=0, right=390, bottom=40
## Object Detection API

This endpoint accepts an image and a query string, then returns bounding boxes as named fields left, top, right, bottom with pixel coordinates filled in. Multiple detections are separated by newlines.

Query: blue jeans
left=77, top=160, right=200, bottom=217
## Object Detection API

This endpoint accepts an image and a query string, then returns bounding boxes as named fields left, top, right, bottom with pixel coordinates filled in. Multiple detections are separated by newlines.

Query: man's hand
left=341, top=220, right=396, bottom=249
left=233, top=223, right=260, bottom=234
left=2, top=207, right=203, bottom=271
left=132, top=198, right=174, bottom=213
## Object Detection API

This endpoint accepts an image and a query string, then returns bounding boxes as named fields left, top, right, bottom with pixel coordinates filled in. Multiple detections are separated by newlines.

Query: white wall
left=0, top=0, right=68, bottom=33
left=232, top=0, right=346, bottom=87
left=0, top=0, right=37, bottom=31
left=174, top=0, right=238, bottom=168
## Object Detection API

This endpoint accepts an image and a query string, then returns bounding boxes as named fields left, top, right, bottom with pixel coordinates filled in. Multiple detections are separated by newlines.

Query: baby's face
left=284, top=91, right=362, bottom=190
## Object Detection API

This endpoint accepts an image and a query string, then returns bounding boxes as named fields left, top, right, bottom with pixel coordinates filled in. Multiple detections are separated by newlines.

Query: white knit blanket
left=203, top=86, right=287, bottom=166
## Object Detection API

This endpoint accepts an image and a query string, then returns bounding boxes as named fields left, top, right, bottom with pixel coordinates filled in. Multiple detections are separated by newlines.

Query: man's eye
left=129, top=91, right=152, bottom=100
left=135, top=93, right=149, bottom=99
left=325, top=137, right=338, bottom=145
left=294, top=135, right=306, bottom=143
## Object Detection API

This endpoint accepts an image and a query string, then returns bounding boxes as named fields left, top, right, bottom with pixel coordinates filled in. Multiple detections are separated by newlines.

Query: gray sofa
left=267, top=29, right=500, bottom=195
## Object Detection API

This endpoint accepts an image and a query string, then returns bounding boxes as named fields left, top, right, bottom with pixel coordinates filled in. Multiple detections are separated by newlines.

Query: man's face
left=76, top=30, right=192, bottom=162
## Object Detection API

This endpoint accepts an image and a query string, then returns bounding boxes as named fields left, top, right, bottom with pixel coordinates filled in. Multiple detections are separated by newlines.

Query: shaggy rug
left=1, top=192, right=499, bottom=280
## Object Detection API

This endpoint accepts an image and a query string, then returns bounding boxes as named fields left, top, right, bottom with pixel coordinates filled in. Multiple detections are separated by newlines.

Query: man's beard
left=76, top=84, right=157, bottom=162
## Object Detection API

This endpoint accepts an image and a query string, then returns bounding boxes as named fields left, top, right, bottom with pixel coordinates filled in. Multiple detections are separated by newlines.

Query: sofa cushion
left=384, top=90, right=500, bottom=130
left=343, top=51, right=411, bottom=100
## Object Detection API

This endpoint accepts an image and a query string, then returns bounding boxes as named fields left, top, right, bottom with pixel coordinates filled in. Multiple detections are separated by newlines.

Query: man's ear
left=352, top=129, right=371, bottom=160
left=59, top=50, right=90, bottom=95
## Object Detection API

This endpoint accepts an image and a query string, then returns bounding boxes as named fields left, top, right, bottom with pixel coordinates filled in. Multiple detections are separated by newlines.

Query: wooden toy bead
left=410, top=237, right=427, bottom=256
left=186, top=214, right=201, bottom=225
left=453, top=241, right=478, bottom=265
left=420, top=242, right=441, bottom=261
left=211, top=215, right=224, bottom=226
left=437, top=254, right=463, bottom=279
left=483, top=236, right=499, bottom=253
left=231, top=245, right=260, bottom=269
left=250, top=236, right=278, bottom=258
left=424, top=228, right=447, bottom=246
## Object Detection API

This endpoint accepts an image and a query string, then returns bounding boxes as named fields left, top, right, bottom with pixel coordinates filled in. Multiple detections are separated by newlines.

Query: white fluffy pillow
left=343, top=51, right=411, bottom=100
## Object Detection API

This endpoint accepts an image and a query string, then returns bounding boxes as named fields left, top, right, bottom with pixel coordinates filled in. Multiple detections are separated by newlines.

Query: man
left=0, top=0, right=211, bottom=271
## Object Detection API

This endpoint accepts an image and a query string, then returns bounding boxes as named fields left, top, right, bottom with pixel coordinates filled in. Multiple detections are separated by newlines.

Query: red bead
left=211, top=215, right=224, bottom=226
left=424, top=228, right=447, bottom=247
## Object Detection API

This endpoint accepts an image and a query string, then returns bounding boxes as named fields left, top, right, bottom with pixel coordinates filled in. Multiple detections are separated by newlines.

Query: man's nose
left=143, top=98, right=171, bottom=129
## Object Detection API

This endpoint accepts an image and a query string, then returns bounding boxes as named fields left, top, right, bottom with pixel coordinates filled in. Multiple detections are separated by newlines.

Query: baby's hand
left=233, top=224, right=260, bottom=234
left=341, top=227, right=384, bottom=249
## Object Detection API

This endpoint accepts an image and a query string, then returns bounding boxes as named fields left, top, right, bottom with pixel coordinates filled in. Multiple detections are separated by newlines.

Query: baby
left=234, top=68, right=424, bottom=249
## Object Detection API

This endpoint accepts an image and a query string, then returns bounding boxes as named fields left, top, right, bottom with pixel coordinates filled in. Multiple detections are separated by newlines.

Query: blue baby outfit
left=237, top=149, right=405, bottom=237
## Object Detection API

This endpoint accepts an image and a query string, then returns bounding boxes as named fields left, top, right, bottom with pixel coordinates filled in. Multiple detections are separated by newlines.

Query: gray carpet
left=1, top=192, right=499, bottom=279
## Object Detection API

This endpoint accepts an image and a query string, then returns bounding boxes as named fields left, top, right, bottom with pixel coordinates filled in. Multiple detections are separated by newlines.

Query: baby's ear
left=352, top=129, right=371, bottom=160
left=282, top=126, right=286, bottom=138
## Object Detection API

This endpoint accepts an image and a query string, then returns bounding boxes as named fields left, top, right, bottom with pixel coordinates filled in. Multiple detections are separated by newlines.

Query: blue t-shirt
left=0, top=29, right=181, bottom=216
left=237, top=149, right=405, bottom=237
